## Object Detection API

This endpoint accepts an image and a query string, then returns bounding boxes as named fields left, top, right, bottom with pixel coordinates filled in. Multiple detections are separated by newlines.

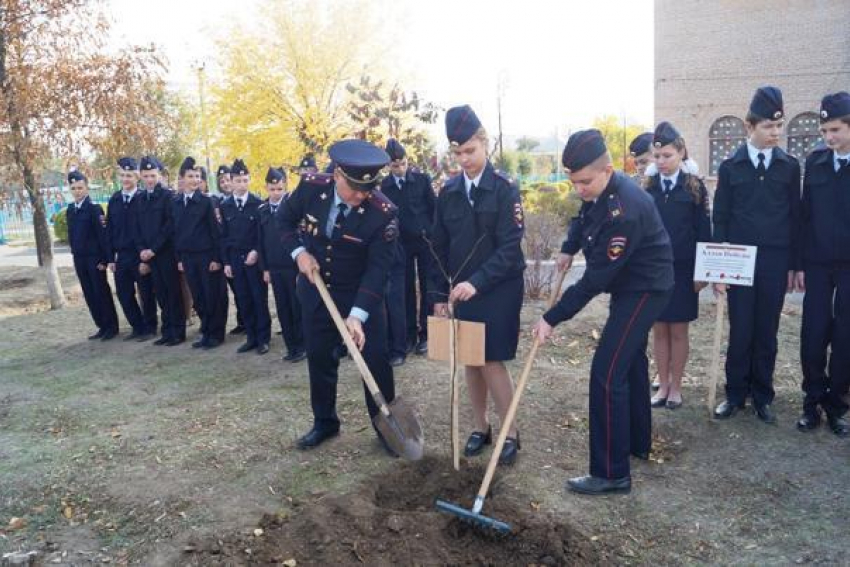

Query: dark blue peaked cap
left=179, top=156, right=199, bottom=175
left=562, top=129, right=607, bottom=172
left=117, top=157, right=138, bottom=171
left=68, top=170, right=87, bottom=184
left=652, top=121, right=681, bottom=148
left=266, top=167, right=285, bottom=184
left=216, top=164, right=231, bottom=177
left=231, top=159, right=249, bottom=176
left=445, top=105, right=482, bottom=146
left=821, top=91, right=850, bottom=121
left=385, top=138, right=406, bottom=161
left=629, top=132, right=653, bottom=156
left=749, top=86, right=784, bottom=120
left=300, top=154, right=317, bottom=169
left=140, top=156, right=160, bottom=171
left=328, top=139, right=389, bottom=191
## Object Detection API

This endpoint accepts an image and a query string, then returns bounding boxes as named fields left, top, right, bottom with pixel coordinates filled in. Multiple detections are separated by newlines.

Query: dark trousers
left=230, top=254, right=271, bottom=345
left=404, top=238, right=432, bottom=342
left=74, top=255, right=118, bottom=333
left=386, top=255, right=407, bottom=357
left=800, top=262, right=850, bottom=417
left=269, top=268, right=303, bottom=353
left=725, top=247, right=789, bottom=407
left=298, top=278, right=395, bottom=433
left=227, top=277, right=244, bottom=328
left=151, top=249, right=185, bottom=341
left=589, top=290, right=670, bottom=480
left=182, top=250, right=227, bottom=343
left=114, top=251, right=156, bottom=334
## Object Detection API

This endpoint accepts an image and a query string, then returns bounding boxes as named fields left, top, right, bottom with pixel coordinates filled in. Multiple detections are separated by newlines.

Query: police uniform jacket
left=544, top=172, right=674, bottom=326
left=107, top=190, right=139, bottom=260
left=257, top=197, right=297, bottom=272
left=712, top=144, right=801, bottom=268
left=380, top=167, right=436, bottom=242
left=133, top=184, right=174, bottom=255
left=802, top=146, right=850, bottom=264
left=67, top=198, right=111, bottom=263
left=219, top=193, right=262, bottom=262
left=277, top=173, right=398, bottom=317
left=171, top=190, right=222, bottom=262
left=561, top=200, right=593, bottom=256
left=645, top=172, right=712, bottom=261
left=429, top=162, right=525, bottom=299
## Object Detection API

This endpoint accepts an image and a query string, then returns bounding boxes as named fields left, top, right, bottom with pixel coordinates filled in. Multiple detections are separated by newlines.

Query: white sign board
left=693, top=243, right=757, bottom=287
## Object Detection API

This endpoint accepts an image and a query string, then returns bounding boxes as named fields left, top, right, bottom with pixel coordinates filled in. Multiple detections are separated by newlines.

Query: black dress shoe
left=229, top=325, right=246, bottom=335
left=666, top=397, right=683, bottom=410
left=631, top=450, right=650, bottom=461
left=463, top=426, right=492, bottom=457
left=650, top=396, right=667, bottom=408
left=714, top=400, right=745, bottom=419
left=153, top=336, right=170, bottom=346
left=202, top=339, right=222, bottom=350
left=415, top=339, right=428, bottom=355
left=566, top=475, right=631, bottom=495
left=498, top=432, right=520, bottom=465
left=166, top=337, right=185, bottom=346
left=136, top=332, right=154, bottom=342
left=296, top=428, right=339, bottom=449
left=100, top=330, right=118, bottom=341
left=124, top=331, right=144, bottom=341
left=257, top=343, right=269, bottom=355
left=796, top=411, right=821, bottom=431
left=88, top=330, right=105, bottom=340
left=284, top=349, right=307, bottom=362
left=827, top=414, right=850, bottom=437
left=192, top=337, right=206, bottom=349
left=236, top=342, right=257, bottom=353
left=754, top=403, right=777, bottom=424
left=389, top=355, right=406, bottom=367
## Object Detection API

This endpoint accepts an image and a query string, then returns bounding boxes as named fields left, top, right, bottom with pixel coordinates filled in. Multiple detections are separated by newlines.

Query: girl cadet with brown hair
left=430, top=105, right=527, bottom=465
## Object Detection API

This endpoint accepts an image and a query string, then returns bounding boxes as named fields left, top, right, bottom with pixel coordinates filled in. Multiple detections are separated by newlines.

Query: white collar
left=747, top=141, right=773, bottom=169
left=121, top=188, right=137, bottom=199
left=463, top=167, right=485, bottom=193
left=394, top=174, right=405, bottom=186
left=75, top=197, right=89, bottom=209
left=834, top=150, right=850, bottom=168
left=660, top=169, right=680, bottom=189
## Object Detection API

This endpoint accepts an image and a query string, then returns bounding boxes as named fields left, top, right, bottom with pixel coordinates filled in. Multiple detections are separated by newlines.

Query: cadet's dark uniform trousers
left=108, top=192, right=157, bottom=334
left=385, top=241, right=407, bottom=357
left=258, top=199, right=303, bottom=354
left=221, top=194, right=271, bottom=346
left=68, top=199, right=118, bottom=333
left=134, top=187, right=185, bottom=341
left=800, top=148, right=850, bottom=417
left=278, top=173, right=398, bottom=434
left=713, top=145, right=801, bottom=407
left=174, top=191, right=228, bottom=343
left=546, top=173, right=673, bottom=479
left=212, top=194, right=243, bottom=330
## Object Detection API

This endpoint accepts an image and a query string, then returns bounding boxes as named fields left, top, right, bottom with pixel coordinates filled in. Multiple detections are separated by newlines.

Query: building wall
left=655, top=0, right=850, bottom=183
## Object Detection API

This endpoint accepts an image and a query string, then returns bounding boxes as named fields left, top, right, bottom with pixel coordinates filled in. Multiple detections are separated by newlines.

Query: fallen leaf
left=591, top=329, right=600, bottom=341
left=529, top=501, right=540, bottom=511
left=283, top=560, right=297, bottom=567
left=63, top=506, right=74, bottom=519
left=590, top=535, right=600, bottom=542
left=8, top=516, right=27, bottom=530
left=253, top=528, right=264, bottom=537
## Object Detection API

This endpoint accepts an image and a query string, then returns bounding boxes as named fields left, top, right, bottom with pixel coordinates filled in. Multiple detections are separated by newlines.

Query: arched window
left=708, top=116, right=747, bottom=176
left=787, top=112, right=823, bottom=164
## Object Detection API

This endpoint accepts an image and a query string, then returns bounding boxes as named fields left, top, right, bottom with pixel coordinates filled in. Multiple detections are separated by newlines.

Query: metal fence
left=0, top=188, right=112, bottom=244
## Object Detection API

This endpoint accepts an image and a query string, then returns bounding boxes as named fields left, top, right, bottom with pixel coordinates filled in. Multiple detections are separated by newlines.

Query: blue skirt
left=455, top=275, right=524, bottom=362
left=658, top=260, right=698, bottom=323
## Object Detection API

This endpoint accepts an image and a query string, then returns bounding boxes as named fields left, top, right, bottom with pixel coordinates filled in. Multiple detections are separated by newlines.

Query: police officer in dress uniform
left=67, top=171, right=119, bottom=340
left=173, top=157, right=228, bottom=350
left=214, top=163, right=246, bottom=336
left=134, top=156, right=186, bottom=346
left=277, top=139, right=399, bottom=455
left=629, top=132, right=655, bottom=182
left=712, top=86, right=802, bottom=424
left=796, top=91, right=850, bottom=437
left=108, top=157, right=157, bottom=341
left=381, top=138, right=436, bottom=356
left=258, top=166, right=306, bottom=362
left=220, top=159, right=271, bottom=355
left=533, top=129, right=674, bottom=495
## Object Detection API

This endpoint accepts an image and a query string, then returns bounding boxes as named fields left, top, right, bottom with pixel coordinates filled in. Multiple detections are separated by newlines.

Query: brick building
left=654, top=0, right=850, bottom=184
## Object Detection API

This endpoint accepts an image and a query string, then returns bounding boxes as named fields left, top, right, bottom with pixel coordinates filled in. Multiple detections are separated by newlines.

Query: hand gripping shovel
left=313, top=272, right=424, bottom=461
left=436, top=267, right=568, bottom=533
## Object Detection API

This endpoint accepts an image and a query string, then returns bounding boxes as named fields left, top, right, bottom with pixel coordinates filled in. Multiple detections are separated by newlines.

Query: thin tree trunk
left=24, top=163, right=66, bottom=309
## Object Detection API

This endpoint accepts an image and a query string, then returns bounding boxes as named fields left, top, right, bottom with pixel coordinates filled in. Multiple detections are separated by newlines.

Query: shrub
left=52, top=208, right=68, bottom=243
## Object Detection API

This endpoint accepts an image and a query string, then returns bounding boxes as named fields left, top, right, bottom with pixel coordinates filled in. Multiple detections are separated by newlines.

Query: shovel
left=313, top=271, right=424, bottom=461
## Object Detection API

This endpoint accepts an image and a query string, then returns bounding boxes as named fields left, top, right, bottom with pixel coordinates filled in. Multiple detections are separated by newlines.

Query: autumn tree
left=0, top=0, right=170, bottom=308
left=592, top=115, right=648, bottom=172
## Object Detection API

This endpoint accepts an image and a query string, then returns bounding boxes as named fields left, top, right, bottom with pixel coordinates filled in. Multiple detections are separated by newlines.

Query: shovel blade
left=373, top=396, right=424, bottom=461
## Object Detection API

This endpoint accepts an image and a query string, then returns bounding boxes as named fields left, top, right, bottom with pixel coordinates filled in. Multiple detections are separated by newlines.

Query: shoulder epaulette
left=302, top=172, right=334, bottom=186
left=368, top=189, right=398, bottom=216
left=494, top=169, right=516, bottom=185
left=607, top=192, right=624, bottom=220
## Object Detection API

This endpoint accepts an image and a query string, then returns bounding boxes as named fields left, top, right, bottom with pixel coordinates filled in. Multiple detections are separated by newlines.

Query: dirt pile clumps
left=184, top=457, right=605, bottom=566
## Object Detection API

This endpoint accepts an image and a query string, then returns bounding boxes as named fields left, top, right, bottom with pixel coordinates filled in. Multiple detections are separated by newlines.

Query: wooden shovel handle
left=313, top=271, right=390, bottom=415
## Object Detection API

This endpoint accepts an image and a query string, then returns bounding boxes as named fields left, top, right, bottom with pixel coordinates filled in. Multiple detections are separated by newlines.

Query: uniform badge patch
left=214, top=208, right=222, bottom=224
left=98, top=214, right=106, bottom=227
left=607, top=236, right=627, bottom=260
left=513, top=202, right=524, bottom=228
left=383, top=219, right=399, bottom=242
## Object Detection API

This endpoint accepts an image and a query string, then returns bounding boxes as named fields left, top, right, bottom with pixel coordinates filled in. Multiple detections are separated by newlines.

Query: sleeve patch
left=383, top=218, right=399, bottom=242
left=99, top=214, right=107, bottom=227
left=214, top=208, right=222, bottom=224
left=513, top=202, right=524, bottom=228
left=607, top=236, right=627, bottom=261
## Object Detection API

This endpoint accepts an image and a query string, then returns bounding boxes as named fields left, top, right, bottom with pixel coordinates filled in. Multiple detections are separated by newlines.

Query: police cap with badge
left=445, top=104, right=482, bottom=147
left=216, top=164, right=231, bottom=178
left=652, top=122, right=681, bottom=149
left=299, top=154, right=317, bottom=169
left=328, top=139, right=390, bottom=191
left=266, top=166, right=286, bottom=185
left=117, top=157, right=138, bottom=171
left=820, top=91, right=850, bottom=122
left=140, top=156, right=162, bottom=172
left=629, top=133, right=653, bottom=156
left=561, top=129, right=607, bottom=173
left=231, top=158, right=249, bottom=176
left=68, top=170, right=87, bottom=184
left=749, top=86, right=784, bottom=120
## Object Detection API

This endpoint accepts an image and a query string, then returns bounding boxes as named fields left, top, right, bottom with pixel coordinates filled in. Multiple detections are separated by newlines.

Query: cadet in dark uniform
left=277, top=139, right=399, bottom=455
left=173, top=157, right=228, bottom=350
left=645, top=122, right=711, bottom=409
left=381, top=138, right=436, bottom=355
left=431, top=105, right=526, bottom=465
left=135, top=156, right=186, bottom=346
left=220, top=159, right=271, bottom=355
left=108, top=157, right=157, bottom=340
left=796, top=91, right=850, bottom=437
left=67, top=171, right=119, bottom=340
left=258, top=166, right=305, bottom=362
left=298, top=154, right=318, bottom=177
left=629, top=132, right=654, bottom=182
left=214, top=164, right=245, bottom=335
left=533, top=130, right=674, bottom=495
left=712, top=86, right=801, bottom=424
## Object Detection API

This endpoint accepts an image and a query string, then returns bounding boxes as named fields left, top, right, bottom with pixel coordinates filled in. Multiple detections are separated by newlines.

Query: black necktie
left=124, top=195, right=130, bottom=205
left=237, top=199, right=243, bottom=212
left=398, top=178, right=404, bottom=190
left=838, top=158, right=848, bottom=171
left=271, top=204, right=278, bottom=215
left=331, top=203, right=347, bottom=239
left=663, top=179, right=673, bottom=194
left=757, top=152, right=766, bottom=175
left=469, top=183, right=479, bottom=205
